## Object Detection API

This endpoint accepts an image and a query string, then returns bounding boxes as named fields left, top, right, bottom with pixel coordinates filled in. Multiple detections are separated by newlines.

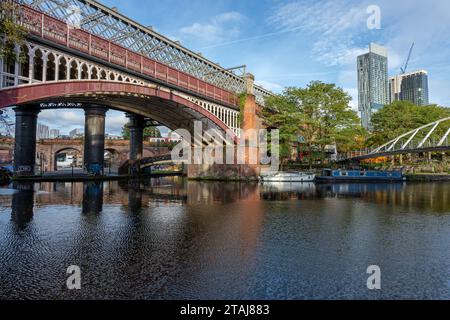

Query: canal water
left=0, top=178, right=449, bottom=300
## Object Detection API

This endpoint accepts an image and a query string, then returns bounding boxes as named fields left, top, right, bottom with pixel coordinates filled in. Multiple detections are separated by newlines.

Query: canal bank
left=406, top=174, right=450, bottom=181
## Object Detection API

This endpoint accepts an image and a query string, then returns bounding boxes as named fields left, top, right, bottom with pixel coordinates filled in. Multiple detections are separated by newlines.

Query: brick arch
left=0, top=81, right=238, bottom=142
left=54, top=147, right=83, bottom=171
left=104, top=148, right=124, bottom=167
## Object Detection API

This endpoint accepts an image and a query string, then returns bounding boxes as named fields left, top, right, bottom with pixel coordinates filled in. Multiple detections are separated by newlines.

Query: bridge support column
left=13, top=106, right=40, bottom=176
left=126, top=113, right=145, bottom=161
left=186, top=73, right=262, bottom=180
left=83, top=106, right=107, bottom=174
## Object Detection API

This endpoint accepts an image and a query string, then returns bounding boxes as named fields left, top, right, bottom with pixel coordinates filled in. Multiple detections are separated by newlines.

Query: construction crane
left=400, top=42, right=415, bottom=74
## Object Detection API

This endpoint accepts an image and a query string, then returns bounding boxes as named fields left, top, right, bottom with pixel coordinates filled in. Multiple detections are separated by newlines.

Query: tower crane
left=400, top=42, right=415, bottom=74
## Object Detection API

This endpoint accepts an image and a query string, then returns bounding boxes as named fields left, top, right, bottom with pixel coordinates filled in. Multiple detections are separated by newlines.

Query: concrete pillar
left=126, top=113, right=145, bottom=161
left=13, top=106, right=40, bottom=176
left=84, top=106, right=107, bottom=174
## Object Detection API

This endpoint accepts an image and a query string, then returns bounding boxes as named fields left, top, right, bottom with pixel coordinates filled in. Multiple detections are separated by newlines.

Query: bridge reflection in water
left=1, top=178, right=450, bottom=299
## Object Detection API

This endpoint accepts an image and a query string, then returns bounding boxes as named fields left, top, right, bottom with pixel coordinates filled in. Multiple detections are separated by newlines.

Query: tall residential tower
left=357, top=43, right=389, bottom=129
left=389, top=70, right=429, bottom=106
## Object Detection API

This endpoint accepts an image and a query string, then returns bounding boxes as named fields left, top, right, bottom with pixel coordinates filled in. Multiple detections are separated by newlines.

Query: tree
left=121, top=124, right=161, bottom=140
left=0, top=0, right=26, bottom=65
left=369, top=101, right=450, bottom=146
left=262, top=94, right=301, bottom=167
left=262, top=81, right=364, bottom=168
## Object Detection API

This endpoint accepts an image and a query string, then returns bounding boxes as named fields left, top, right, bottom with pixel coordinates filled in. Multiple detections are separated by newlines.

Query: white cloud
left=268, top=0, right=368, bottom=66
left=105, top=111, right=128, bottom=135
left=179, top=11, right=246, bottom=43
left=39, top=110, right=85, bottom=133
left=37, top=109, right=129, bottom=136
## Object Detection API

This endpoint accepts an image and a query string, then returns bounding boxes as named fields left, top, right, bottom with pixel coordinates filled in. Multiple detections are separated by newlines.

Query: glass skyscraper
left=400, top=70, right=429, bottom=106
left=389, top=70, right=429, bottom=106
left=357, top=43, right=389, bottom=129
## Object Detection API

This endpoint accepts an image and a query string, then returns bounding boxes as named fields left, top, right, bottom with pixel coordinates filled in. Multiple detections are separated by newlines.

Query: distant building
left=168, top=131, right=182, bottom=142
left=49, top=129, right=60, bottom=139
left=389, top=75, right=402, bottom=103
left=105, top=134, right=122, bottom=140
left=69, top=128, right=84, bottom=139
left=148, top=135, right=182, bottom=144
left=37, top=123, right=50, bottom=139
left=389, top=70, right=429, bottom=106
left=401, top=71, right=429, bottom=106
left=357, top=43, right=389, bottom=129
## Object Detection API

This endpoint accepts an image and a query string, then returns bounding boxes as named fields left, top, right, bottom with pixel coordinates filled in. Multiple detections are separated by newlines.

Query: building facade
left=400, top=70, right=429, bottom=106
left=69, top=128, right=84, bottom=139
left=36, top=123, right=50, bottom=140
left=389, top=75, right=402, bottom=103
left=49, top=129, right=60, bottom=139
left=357, top=43, right=389, bottom=129
left=389, top=70, right=429, bottom=106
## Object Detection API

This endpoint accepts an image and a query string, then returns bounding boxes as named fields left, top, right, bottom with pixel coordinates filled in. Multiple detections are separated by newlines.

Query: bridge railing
left=337, top=133, right=450, bottom=161
left=0, top=71, right=42, bottom=88
left=5, top=3, right=240, bottom=108
left=337, top=118, right=450, bottom=161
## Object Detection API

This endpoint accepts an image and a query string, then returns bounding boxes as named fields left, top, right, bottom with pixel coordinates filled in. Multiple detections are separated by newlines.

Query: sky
left=24, top=0, right=450, bottom=136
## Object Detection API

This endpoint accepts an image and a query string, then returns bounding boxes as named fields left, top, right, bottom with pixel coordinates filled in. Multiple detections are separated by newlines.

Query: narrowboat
left=316, top=169, right=406, bottom=182
left=261, top=171, right=315, bottom=182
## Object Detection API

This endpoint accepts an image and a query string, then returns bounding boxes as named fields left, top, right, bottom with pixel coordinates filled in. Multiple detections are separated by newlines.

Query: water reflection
left=260, top=182, right=316, bottom=200
left=82, top=182, right=104, bottom=215
left=0, top=178, right=449, bottom=299
left=11, top=182, right=34, bottom=228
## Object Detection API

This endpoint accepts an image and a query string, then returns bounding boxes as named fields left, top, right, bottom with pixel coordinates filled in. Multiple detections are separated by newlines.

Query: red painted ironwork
left=17, top=4, right=239, bottom=107
left=68, top=28, right=90, bottom=54
left=0, top=81, right=238, bottom=142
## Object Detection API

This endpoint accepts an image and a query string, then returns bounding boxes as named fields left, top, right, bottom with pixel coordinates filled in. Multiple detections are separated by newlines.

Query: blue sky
left=35, top=0, right=450, bottom=135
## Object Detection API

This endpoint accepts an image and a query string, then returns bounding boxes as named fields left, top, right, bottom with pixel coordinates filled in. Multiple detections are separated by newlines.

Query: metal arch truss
left=17, top=0, right=273, bottom=105
left=370, top=117, right=450, bottom=154
left=337, top=117, right=450, bottom=161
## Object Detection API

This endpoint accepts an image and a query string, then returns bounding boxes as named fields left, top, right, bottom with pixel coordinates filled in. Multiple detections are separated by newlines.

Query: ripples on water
left=0, top=178, right=449, bottom=300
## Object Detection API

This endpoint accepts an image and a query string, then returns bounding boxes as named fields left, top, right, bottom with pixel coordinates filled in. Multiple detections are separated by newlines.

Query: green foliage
left=0, top=1, right=27, bottom=64
left=262, top=81, right=365, bottom=167
left=122, top=124, right=162, bottom=140
left=369, top=101, right=450, bottom=146
left=237, top=92, right=247, bottom=126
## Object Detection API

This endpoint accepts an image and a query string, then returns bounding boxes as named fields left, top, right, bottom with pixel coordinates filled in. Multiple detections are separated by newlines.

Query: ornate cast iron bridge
left=0, top=1, right=273, bottom=176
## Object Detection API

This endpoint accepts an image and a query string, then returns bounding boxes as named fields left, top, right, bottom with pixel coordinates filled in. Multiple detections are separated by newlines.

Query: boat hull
left=315, top=176, right=406, bottom=182
left=317, top=169, right=406, bottom=182
left=262, top=173, right=315, bottom=182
